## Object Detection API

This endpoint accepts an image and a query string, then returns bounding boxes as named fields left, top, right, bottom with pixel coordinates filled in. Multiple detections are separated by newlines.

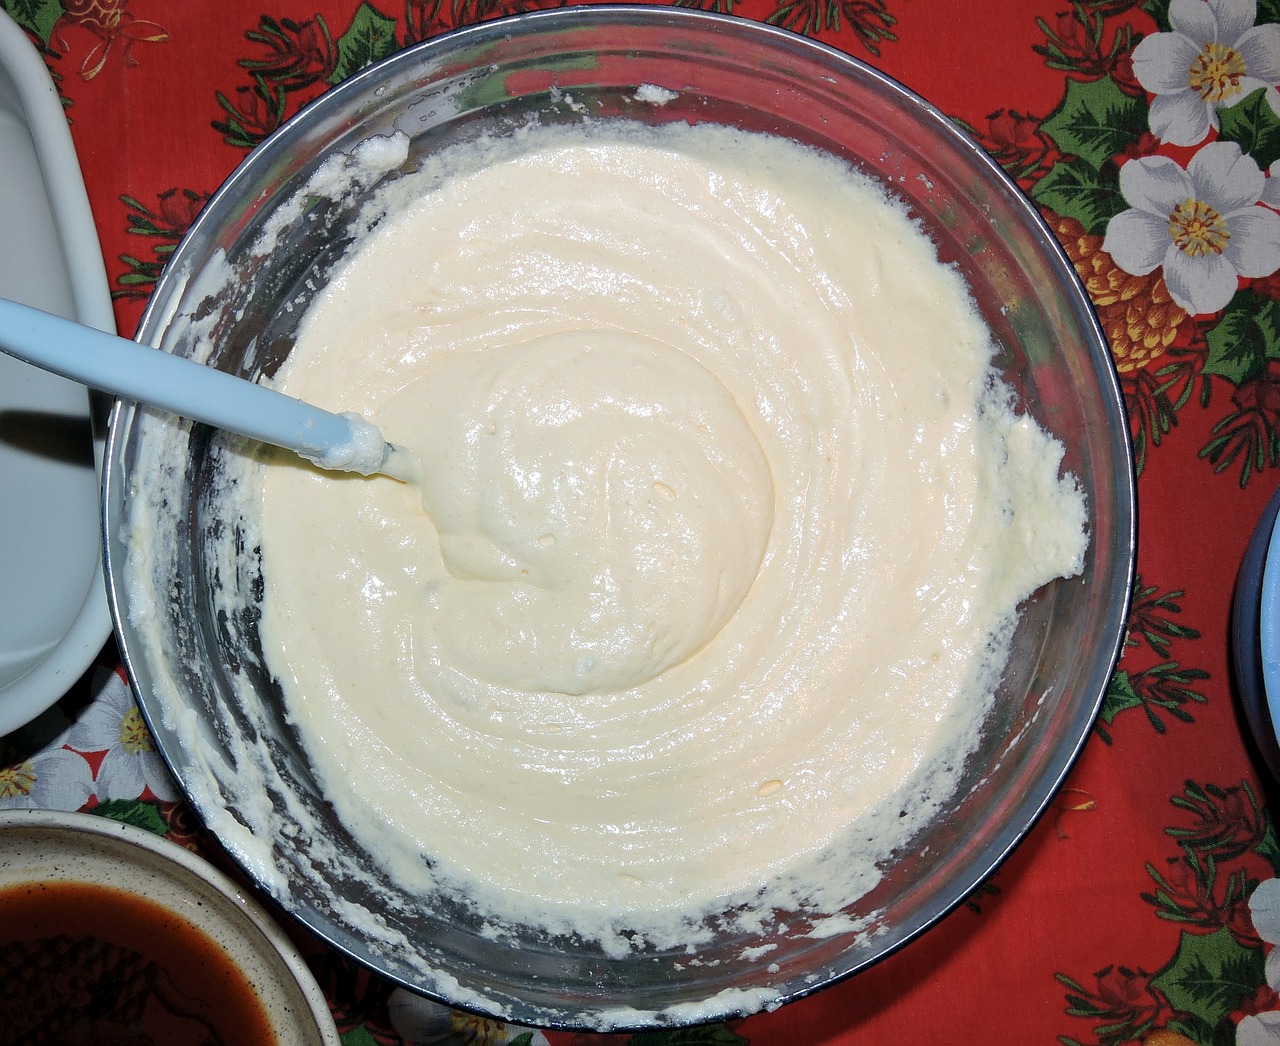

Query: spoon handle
left=0, top=298, right=406, bottom=478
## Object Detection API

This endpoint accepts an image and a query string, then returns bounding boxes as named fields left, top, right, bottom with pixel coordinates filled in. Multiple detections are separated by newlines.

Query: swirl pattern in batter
left=255, top=121, right=1088, bottom=950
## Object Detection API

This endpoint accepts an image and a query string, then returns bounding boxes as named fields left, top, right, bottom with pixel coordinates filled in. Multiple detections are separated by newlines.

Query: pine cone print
left=1048, top=214, right=1188, bottom=374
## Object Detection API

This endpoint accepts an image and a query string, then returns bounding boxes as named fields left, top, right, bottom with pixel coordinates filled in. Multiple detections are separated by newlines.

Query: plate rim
left=0, top=9, right=116, bottom=736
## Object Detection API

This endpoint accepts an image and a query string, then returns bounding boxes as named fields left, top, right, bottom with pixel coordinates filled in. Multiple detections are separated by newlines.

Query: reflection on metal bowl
left=102, top=7, right=1135, bottom=1031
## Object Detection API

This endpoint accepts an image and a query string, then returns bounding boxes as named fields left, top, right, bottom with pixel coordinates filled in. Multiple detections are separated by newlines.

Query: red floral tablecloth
left=3, top=0, right=1280, bottom=1044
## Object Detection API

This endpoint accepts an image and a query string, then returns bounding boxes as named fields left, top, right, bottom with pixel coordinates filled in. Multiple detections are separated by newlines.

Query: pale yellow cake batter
left=252, top=120, right=1088, bottom=952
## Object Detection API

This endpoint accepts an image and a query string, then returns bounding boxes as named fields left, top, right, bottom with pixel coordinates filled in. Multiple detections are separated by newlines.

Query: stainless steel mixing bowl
left=103, top=6, right=1135, bottom=1030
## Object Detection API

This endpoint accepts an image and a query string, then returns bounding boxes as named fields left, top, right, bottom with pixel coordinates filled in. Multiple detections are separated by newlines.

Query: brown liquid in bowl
left=0, top=879, right=277, bottom=1045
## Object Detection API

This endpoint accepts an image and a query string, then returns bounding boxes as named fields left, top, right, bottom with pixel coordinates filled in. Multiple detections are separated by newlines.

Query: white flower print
left=1254, top=877, right=1280, bottom=988
left=1265, top=159, right=1280, bottom=208
left=1240, top=1011, right=1280, bottom=1045
left=1103, top=141, right=1280, bottom=314
left=1240, top=879, right=1280, bottom=1044
left=0, top=745, right=94, bottom=810
left=1253, top=877, right=1280, bottom=945
left=1132, top=0, right=1280, bottom=146
left=64, top=675, right=178, bottom=801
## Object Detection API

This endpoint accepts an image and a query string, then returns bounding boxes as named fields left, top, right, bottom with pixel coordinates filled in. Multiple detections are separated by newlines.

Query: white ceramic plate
left=0, top=809, right=340, bottom=1043
left=0, top=11, right=115, bottom=735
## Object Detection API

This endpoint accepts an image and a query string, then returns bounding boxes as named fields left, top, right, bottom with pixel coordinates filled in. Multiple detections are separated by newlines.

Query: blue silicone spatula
left=0, top=297, right=419, bottom=483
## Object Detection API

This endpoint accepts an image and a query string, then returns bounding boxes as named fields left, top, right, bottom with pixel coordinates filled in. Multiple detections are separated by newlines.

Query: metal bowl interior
left=103, top=6, right=1135, bottom=1031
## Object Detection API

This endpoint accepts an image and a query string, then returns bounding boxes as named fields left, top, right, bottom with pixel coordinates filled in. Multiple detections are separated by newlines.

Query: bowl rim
left=0, top=808, right=340, bottom=1044
left=104, top=4, right=1138, bottom=1029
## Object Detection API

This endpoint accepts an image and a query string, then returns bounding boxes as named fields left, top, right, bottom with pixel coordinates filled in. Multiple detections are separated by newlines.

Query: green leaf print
left=1095, top=663, right=1207, bottom=743
left=2, top=0, right=64, bottom=47
left=673, top=0, right=738, bottom=11
left=1127, top=579, right=1200, bottom=660
left=328, top=2, right=399, bottom=86
left=339, top=1026, right=379, bottom=1046
left=93, top=799, right=168, bottom=836
left=1099, top=668, right=1144, bottom=725
left=1150, top=926, right=1263, bottom=1039
left=1203, top=291, right=1280, bottom=386
left=1029, top=156, right=1126, bottom=235
left=1057, top=966, right=1162, bottom=1045
left=1256, top=812, right=1280, bottom=876
left=1040, top=76, right=1147, bottom=172
left=1140, top=0, right=1172, bottom=33
left=1218, top=88, right=1280, bottom=171
left=764, top=0, right=898, bottom=55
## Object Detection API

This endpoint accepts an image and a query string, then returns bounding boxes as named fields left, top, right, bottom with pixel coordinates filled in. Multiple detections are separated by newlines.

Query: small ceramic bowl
left=0, top=809, right=339, bottom=1044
